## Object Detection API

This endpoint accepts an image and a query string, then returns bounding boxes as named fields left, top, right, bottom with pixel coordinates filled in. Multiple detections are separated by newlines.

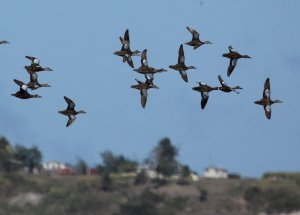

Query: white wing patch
left=264, top=89, right=270, bottom=98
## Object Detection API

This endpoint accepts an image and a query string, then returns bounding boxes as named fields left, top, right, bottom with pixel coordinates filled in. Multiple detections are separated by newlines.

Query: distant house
left=43, top=161, right=74, bottom=175
left=204, top=166, right=228, bottom=179
left=137, top=165, right=163, bottom=179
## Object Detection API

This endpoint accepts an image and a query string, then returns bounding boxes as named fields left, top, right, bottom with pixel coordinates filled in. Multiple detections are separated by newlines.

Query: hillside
left=0, top=173, right=300, bottom=215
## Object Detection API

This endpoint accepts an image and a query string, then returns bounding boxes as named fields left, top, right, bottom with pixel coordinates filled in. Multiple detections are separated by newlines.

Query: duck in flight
left=169, top=44, right=196, bottom=82
left=254, top=78, right=282, bottom=120
left=217, top=75, right=242, bottom=94
left=0, top=40, right=9, bottom=44
left=192, top=82, right=218, bottom=109
left=113, top=29, right=141, bottom=68
left=11, top=79, right=41, bottom=99
left=222, top=46, right=251, bottom=77
left=58, top=96, right=86, bottom=127
left=27, top=73, right=51, bottom=90
left=133, top=49, right=166, bottom=76
left=131, top=75, right=159, bottom=108
left=25, top=56, right=53, bottom=74
left=185, top=27, right=212, bottom=50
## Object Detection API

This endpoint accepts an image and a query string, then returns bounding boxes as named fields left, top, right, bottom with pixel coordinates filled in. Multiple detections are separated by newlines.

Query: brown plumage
left=131, top=75, right=159, bottom=108
left=11, top=79, right=41, bottom=99
left=169, top=44, right=196, bottom=82
left=113, top=29, right=141, bottom=68
left=58, top=96, right=86, bottom=127
left=27, top=73, right=51, bottom=90
left=185, top=27, right=212, bottom=50
left=192, top=82, right=218, bottom=109
left=133, top=49, right=166, bottom=76
left=254, top=78, right=282, bottom=119
left=222, top=46, right=251, bottom=77
left=25, top=56, right=52, bottom=74
left=217, top=75, right=242, bottom=93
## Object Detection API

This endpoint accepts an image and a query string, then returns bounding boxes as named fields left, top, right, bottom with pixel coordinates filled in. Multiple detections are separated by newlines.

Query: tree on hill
left=75, top=158, right=88, bottom=175
left=100, top=150, right=137, bottom=173
left=0, top=136, right=15, bottom=172
left=14, top=145, right=42, bottom=173
left=150, top=137, right=179, bottom=178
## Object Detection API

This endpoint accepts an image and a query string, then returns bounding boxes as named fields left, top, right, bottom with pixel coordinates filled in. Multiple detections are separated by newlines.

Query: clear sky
left=0, top=0, right=299, bottom=177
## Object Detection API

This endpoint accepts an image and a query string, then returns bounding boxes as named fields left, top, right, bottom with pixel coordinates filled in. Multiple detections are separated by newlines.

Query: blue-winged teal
left=131, top=75, right=159, bottom=108
left=58, top=96, right=86, bottom=127
left=0, top=40, right=9, bottom=44
left=254, top=78, right=282, bottom=119
left=113, top=29, right=141, bottom=68
left=27, top=73, right=51, bottom=90
left=169, top=44, right=196, bottom=82
left=25, top=56, right=53, bottom=74
left=217, top=75, right=242, bottom=93
left=11, top=79, right=41, bottom=99
left=192, top=82, right=218, bottom=109
left=222, top=46, right=251, bottom=77
left=133, top=49, right=166, bottom=76
left=185, top=27, right=212, bottom=50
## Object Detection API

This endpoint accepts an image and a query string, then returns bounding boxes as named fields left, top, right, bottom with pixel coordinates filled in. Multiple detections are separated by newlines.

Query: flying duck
left=131, top=75, right=159, bottom=108
left=222, top=46, right=251, bottom=77
left=254, top=78, right=282, bottom=119
left=0, top=40, right=9, bottom=44
left=133, top=49, right=166, bottom=76
left=58, top=96, right=86, bottom=127
left=11, top=79, right=41, bottom=99
left=27, top=73, right=51, bottom=90
left=185, top=27, right=212, bottom=49
left=25, top=56, right=52, bottom=74
left=217, top=75, right=242, bottom=93
left=169, top=44, right=196, bottom=82
left=113, top=29, right=141, bottom=68
left=192, top=82, right=218, bottom=109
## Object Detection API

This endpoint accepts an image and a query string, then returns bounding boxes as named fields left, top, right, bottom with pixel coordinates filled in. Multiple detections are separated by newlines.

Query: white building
left=43, top=161, right=68, bottom=171
left=204, top=166, right=228, bottom=179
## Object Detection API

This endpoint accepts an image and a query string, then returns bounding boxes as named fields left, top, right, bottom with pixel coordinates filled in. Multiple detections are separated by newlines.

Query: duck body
left=114, top=29, right=140, bottom=68
left=185, top=27, right=212, bottom=50
left=254, top=78, right=282, bottom=119
left=169, top=44, right=196, bottom=82
left=27, top=73, right=51, bottom=90
left=131, top=76, right=159, bottom=108
left=11, top=79, right=41, bottom=99
left=222, top=46, right=251, bottom=77
left=133, top=49, right=166, bottom=76
left=217, top=75, right=242, bottom=93
left=25, top=65, right=52, bottom=74
left=0, top=40, right=9, bottom=44
left=192, top=82, right=218, bottom=109
left=58, top=96, right=86, bottom=127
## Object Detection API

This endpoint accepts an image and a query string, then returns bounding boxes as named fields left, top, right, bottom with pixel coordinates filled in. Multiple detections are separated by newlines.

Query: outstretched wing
left=66, top=115, right=76, bottom=127
left=187, top=26, right=199, bottom=40
left=227, top=59, right=237, bottom=77
left=264, top=104, right=271, bottom=119
left=179, top=71, right=188, bottom=82
left=178, top=44, right=185, bottom=64
left=64, top=96, right=75, bottom=110
left=140, top=89, right=148, bottom=108
left=263, top=78, right=271, bottom=99
left=141, top=49, right=148, bottom=67
left=30, top=73, right=38, bottom=82
left=201, top=92, right=209, bottom=109
left=122, top=29, right=130, bottom=50
left=218, top=75, right=228, bottom=87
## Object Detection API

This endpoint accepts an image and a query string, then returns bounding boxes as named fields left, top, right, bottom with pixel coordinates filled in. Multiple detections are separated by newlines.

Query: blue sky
left=0, top=0, right=299, bottom=177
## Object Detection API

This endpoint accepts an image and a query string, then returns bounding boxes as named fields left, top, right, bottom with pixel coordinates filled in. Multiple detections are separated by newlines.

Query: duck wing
left=64, top=96, right=75, bottom=110
left=264, top=104, right=271, bottom=119
left=66, top=115, right=76, bottom=127
left=140, top=89, right=148, bottom=108
left=125, top=55, right=134, bottom=68
left=187, top=26, right=199, bottom=40
left=141, top=49, right=148, bottom=67
left=122, top=29, right=130, bottom=51
left=30, top=73, right=38, bottom=82
left=263, top=78, right=271, bottom=99
left=201, top=92, right=209, bottom=109
left=179, top=70, right=188, bottom=82
left=227, top=59, right=237, bottom=77
left=178, top=44, right=185, bottom=64
left=218, top=75, right=229, bottom=87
